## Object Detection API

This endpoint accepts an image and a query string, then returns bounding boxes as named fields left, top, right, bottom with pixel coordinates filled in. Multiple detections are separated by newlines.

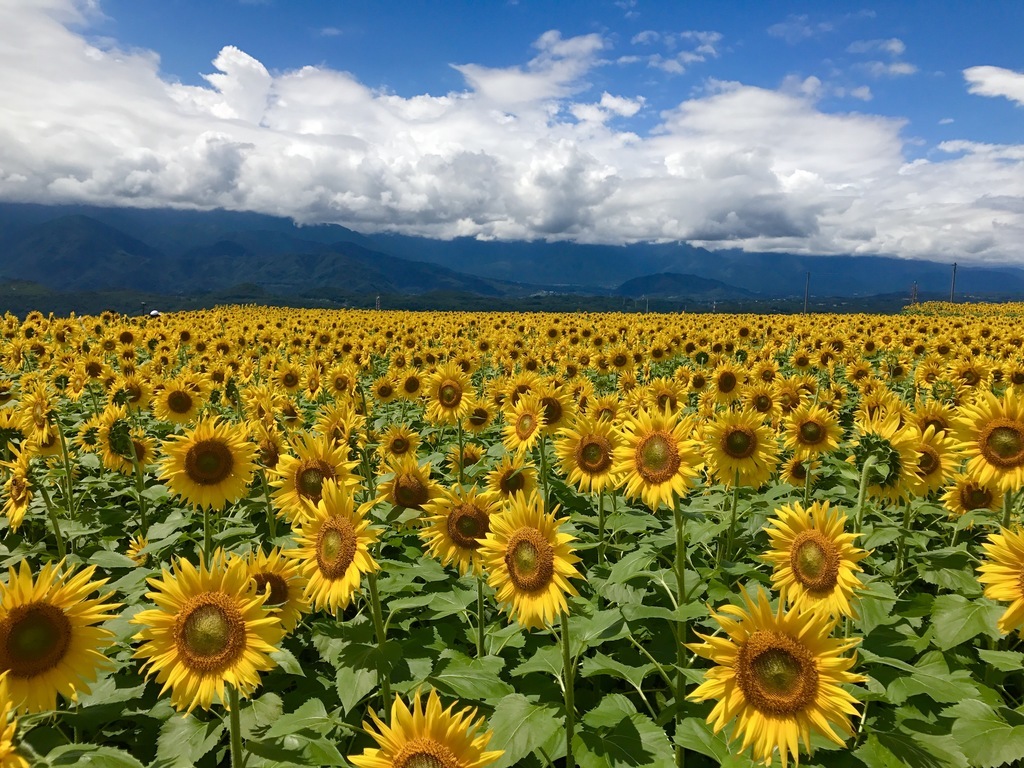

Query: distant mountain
left=617, top=272, right=754, bottom=300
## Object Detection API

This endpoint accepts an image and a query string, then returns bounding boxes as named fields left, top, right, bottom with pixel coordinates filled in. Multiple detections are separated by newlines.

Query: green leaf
left=512, top=645, right=563, bottom=680
left=429, top=652, right=515, bottom=700
left=978, top=648, right=1024, bottom=672
left=88, top=550, right=138, bottom=569
left=336, top=665, right=378, bottom=715
left=486, top=694, right=563, bottom=768
left=46, top=745, right=145, bottom=767
left=674, top=718, right=758, bottom=766
left=951, top=702, right=1024, bottom=768
left=879, top=650, right=979, bottom=704
left=580, top=651, right=655, bottom=693
left=265, top=698, right=332, bottom=739
left=154, top=715, right=225, bottom=768
left=855, top=582, right=898, bottom=636
left=270, top=647, right=305, bottom=676
left=930, top=594, right=1002, bottom=650
left=575, top=695, right=674, bottom=768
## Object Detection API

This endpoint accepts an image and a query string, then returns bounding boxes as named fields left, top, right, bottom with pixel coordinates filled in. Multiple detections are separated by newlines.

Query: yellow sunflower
left=762, top=501, right=868, bottom=619
left=0, top=674, right=28, bottom=768
left=954, top=389, right=1024, bottom=493
left=941, top=473, right=1001, bottom=518
left=850, top=412, right=918, bottom=504
left=152, top=377, right=207, bottom=424
left=502, top=393, right=546, bottom=454
left=349, top=688, right=503, bottom=768
left=420, top=485, right=499, bottom=576
left=238, top=548, right=309, bottom=634
left=907, top=425, right=958, bottom=497
left=704, top=408, right=780, bottom=489
left=0, top=561, right=118, bottom=713
left=687, top=587, right=865, bottom=768
left=160, top=417, right=256, bottom=511
left=0, top=447, right=31, bottom=532
left=478, top=491, right=584, bottom=630
left=375, top=456, right=441, bottom=512
left=289, top=479, right=380, bottom=615
left=553, top=413, right=621, bottom=494
left=462, top=399, right=495, bottom=434
left=271, top=432, right=359, bottom=523
left=485, top=453, right=538, bottom=501
left=376, top=424, right=420, bottom=463
left=782, top=403, right=842, bottom=459
left=977, top=527, right=1024, bottom=634
left=132, top=553, right=284, bottom=713
left=425, top=362, right=473, bottom=425
left=615, top=408, right=702, bottom=511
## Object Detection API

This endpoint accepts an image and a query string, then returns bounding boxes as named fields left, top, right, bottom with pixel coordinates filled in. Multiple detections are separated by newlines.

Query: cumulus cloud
left=964, top=65, right=1024, bottom=106
left=859, top=60, right=918, bottom=78
left=1, top=0, right=1023, bottom=263
left=630, top=29, right=722, bottom=75
left=767, top=15, right=833, bottom=44
left=847, top=38, right=905, bottom=56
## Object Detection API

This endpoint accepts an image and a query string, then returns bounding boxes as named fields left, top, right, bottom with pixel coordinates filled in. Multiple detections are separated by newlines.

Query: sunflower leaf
left=930, top=594, right=1003, bottom=650
left=486, top=694, right=563, bottom=768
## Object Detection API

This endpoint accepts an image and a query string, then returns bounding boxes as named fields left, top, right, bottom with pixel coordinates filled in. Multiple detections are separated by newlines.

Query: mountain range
left=1, top=202, right=1022, bottom=309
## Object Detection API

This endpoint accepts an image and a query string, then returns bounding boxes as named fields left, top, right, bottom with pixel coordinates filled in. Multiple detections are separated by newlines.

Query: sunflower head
left=420, top=486, right=499, bottom=576
left=160, top=417, right=257, bottom=511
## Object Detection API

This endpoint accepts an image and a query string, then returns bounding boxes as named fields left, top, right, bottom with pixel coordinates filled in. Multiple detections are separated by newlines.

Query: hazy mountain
left=617, top=272, right=754, bottom=300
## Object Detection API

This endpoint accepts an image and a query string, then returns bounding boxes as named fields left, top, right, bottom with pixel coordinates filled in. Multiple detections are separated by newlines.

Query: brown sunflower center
left=541, top=397, right=563, bottom=426
left=447, top=503, right=490, bottom=549
left=258, top=438, right=280, bottom=469
left=253, top=572, right=289, bottom=606
left=798, top=421, right=825, bottom=445
left=283, top=373, right=298, bottom=388
left=789, top=530, right=840, bottom=593
left=917, top=447, right=940, bottom=476
left=390, top=437, right=410, bottom=455
left=789, top=460, right=808, bottom=481
left=174, top=593, right=246, bottom=673
left=515, top=412, right=538, bottom=441
left=184, top=439, right=235, bottom=485
left=723, top=427, right=757, bottom=459
left=167, top=390, right=193, bottom=414
left=752, top=394, right=773, bottom=413
left=403, top=377, right=421, bottom=395
left=982, top=421, right=1024, bottom=468
left=576, top=435, right=613, bottom=475
left=297, top=460, right=335, bottom=500
left=635, top=432, right=681, bottom=484
left=963, top=484, right=993, bottom=510
left=499, top=469, right=526, bottom=494
left=394, top=738, right=460, bottom=768
left=736, top=631, right=819, bottom=716
left=0, top=602, right=72, bottom=678
left=718, top=372, right=737, bottom=393
left=316, top=517, right=358, bottom=579
left=505, top=528, right=555, bottom=593
left=438, top=381, right=462, bottom=409
left=468, top=407, right=489, bottom=427
left=377, top=384, right=394, bottom=398
left=394, top=472, right=429, bottom=509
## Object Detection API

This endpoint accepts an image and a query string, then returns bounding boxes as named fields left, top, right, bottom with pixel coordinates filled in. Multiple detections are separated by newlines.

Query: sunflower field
left=1, top=302, right=1024, bottom=768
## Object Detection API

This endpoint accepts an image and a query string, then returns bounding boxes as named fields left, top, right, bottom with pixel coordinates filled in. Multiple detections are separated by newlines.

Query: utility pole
left=949, top=263, right=957, bottom=303
left=803, top=271, right=810, bottom=314
left=910, top=281, right=918, bottom=304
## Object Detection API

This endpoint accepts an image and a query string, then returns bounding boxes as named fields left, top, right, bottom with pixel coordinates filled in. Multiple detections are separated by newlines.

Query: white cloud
left=1, top=0, right=1023, bottom=263
left=631, top=29, right=722, bottom=75
left=964, top=65, right=1024, bottom=106
left=630, top=30, right=659, bottom=45
left=317, top=26, right=342, bottom=37
left=847, top=38, right=905, bottom=56
left=767, top=15, right=833, bottom=44
left=859, top=61, right=918, bottom=78
left=939, top=117, right=954, bottom=125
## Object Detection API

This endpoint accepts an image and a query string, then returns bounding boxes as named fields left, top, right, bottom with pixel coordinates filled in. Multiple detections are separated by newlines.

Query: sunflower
left=590, top=393, right=621, bottom=424
left=535, top=384, right=575, bottom=435
left=502, top=393, right=546, bottom=455
left=704, top=408, right=780, bottom=489
left=271, top=432, right=359, bottom=523
left=954, top=389, right=1024, bottom=493
left=0, top=447, right=31, bottom=532
left=762, top=501, right=868, bottom=619
left=615, top=408, right=702, bottom=511
left=912, top=398, right=955, bottom=436
left=397, top=369, right=425, bottom=401
left=289, top=479, right=380, bottom=615
left=152, top=377, right=206, bottom=424
left=0, top=561, right=118, bottom=713
left=132, top=553, right=284, bottom=713
left=447, top=443, right=484, bottom=474
left=941, top=473, right=1001, bottom=518
left=372, top=374, right=398, bottom=404
left=420, top=485, right=499, bottom=576
left=425, top=362, right=473, bottom=425
left=977, top=527, right=1024, bottom=634
left=462, top=399, right=495, bottom=434
left=486, top=453, right=538, bottom=501
left=710, top=362, right=745, bottom=404
left=687, top=587, right=865, bottom=768
left=375, top=456, right=440, bottom=512
left=779, top=454, right=811, bottom=488
left=554, top=414, right=621, bottom=495
left=237, top=548, right=308, bottom=634
left=850, top=412, right=918, bottom=504
left=742, top=382, right=781, bottom=424
left=350, top=688, right=503, bottom=768
left=275, top=362, right=304, bottom=394
left=376, top=424, right=420, bottom=463
left=782, top=403, right=842, bottom=459
left=0, top=674, right=28, bottom=768
left=160, top=418, right=256, bottom=511
left=478, top=491, right=584, bottom=630
left=907, top=425, right=958, bottom=497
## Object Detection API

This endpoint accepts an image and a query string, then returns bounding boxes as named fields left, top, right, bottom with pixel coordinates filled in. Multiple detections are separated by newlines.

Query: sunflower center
left=175, top=594, right=246, bottom=672
left=394, top=738, right=460, bottom=768
left=505, top=528, right=555, bottom=593
left=0, top=603, right=72, bottom=678
left=789, top=460, right=808, bottom=481
left=635, top=432, right=681, bottom=484
left=447, top=503, right=490, bottom=549
left=297, top=460, right=335, bottom=500
left=515, top=413, right=537, bottom=441
left=283, top=373, right=298, bottom=387
left=394, top=473, right=429, bottom=509
left=723, top=428, right=756, bottom=459
left=253, top=572, right=289, bottom=606
left=576, top=435, right=613, bottom=474
left=391, top=437, right=409, bottom=454
left=917, top=447, right=940, bottom=476
left=541, top=397, right=563, bottom=426
left=167, top=390, right=193, bottom=414
left=184, top=439, right=235, bottom=485
left=753, top=395, right=772, bottom=413
left=469, top=407, right=489, bottom=427
left=798, top=421, right=824, bottom=445
left=500, top=470, right=526, bottom=494
left=438, top=382, right=462, bottom=408
left=403, top=378, right=421, bottom=395
left=736, top=631, right=819, bottom=716
left=718, top=372, right=737, bottom=393
left=316, top=517, right=358, bottom=579
left=789, top=530, right=840, bottom=593
left=983, top=422, right=1024, bottom=467
left=964, top=484, right=993, bottom=510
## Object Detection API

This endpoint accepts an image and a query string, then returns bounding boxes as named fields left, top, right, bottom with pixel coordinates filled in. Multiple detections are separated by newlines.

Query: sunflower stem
left=457, top=421, right=466, bottom=486
left=539, top=435, right=550, bottom=512
left=228, top=685, right=245, bottom=768
left=132, top=452, right=148, bottom=538
left=259, top=469, right=277, bottom=542
left=38, top=484, right=66, bottom=559
left=855, top=455, right=878, bottom=531
left=476, top=575, right=486, bottom=657
left=1002, top=490, right=1014, bottom=529
left=367, top=571, right=392, bottom=712
left=802, top=459, right=813, bottom=507
left=56, top=417, right=77, bottom=519
left=720, top=470, right=740, bottom=566
left=203, top=506, right=212, bottom=564
left=673, top=498, right=689, bottom=768
left=892, top=500, right=914, bottom=588
left=597, top=490, right=606, bottom=567
left=560, top=611, right=576, bottom=768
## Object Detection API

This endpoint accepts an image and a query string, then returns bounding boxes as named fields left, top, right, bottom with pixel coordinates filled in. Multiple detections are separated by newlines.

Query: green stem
left=720, top=470, right=740, bottom=566
left=560, top=611, right=576, bottom=768
left=597, top=490, right=606, bottom=567
left=56, top=420, right=76, bottom=518
left=855, top=455, right=878, bottom=531
left=228, top=685, right=244, bottom=768
left=203, top=506, right=212, bottom=563
left=260, top=470, right=277, bottom=541
left=476, top=576, right=486, bottom=658
left=367, top=572, right=392, bottom=712
left=457, top=421, right=466, bottom=486
left=128, top=440, right=148, bottom=537
left=892, top=501, right=914, bottom=588
left=673, top=499, right=688, bottom=768
left=539, top=435, right=550, bottom=511
left=802, top=459, right=813, bottom=508
left=1002, top=490, right=1014, bottom=530
left=38, top=484, right=66, bottom=559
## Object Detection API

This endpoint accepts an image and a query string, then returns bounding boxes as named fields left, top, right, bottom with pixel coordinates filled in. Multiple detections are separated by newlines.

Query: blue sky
left=3, top=0, right=1023, bottom=262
